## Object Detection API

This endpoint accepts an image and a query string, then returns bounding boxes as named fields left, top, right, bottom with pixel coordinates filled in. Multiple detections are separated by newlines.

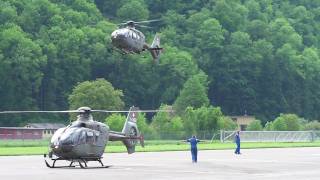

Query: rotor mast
left=76, top=107, right=93, bottom=122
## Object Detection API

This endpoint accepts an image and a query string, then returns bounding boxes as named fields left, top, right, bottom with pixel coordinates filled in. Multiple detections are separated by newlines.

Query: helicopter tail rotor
left=149, top=34, right=163, bottom=63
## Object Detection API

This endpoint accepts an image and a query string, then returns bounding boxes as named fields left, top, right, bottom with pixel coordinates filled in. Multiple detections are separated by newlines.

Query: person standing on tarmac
left=234, top=131, right=241, bottom=154
left=185, top=135, right=200, bottom=163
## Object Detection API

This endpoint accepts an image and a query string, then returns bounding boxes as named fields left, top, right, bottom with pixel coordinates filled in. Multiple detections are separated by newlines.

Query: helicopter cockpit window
left=79, top=131, right=86, bottom=144
left=95, top=131, right=100, bottom=142
left=86, top=131, right=95, bottom=144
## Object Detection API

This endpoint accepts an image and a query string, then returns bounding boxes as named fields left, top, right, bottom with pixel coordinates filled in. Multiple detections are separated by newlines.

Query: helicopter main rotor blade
left=0, top=110, right=80, bottom=114
left=91, top=110, right=173, bottom=113
left=136, top=25, right=152, bottom=28
left=0, top=109, right=174, bottom=114
left=118, top=19, right=162, bottom=26
left=134, top=19, right=162, bottom=24
left=117, top=23, right=127, bottom=26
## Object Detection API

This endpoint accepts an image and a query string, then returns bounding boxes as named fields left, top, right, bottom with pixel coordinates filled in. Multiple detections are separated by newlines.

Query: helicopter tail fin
left=121, top=106, right=143, bottom=154
left=149, top=34, right=163, bottom=63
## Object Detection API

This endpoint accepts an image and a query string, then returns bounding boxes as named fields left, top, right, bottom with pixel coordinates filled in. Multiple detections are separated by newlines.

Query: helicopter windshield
left=112, top=29, right=130, bottom=38
left=50, top=127, right=82, bottom=146
left=59, top=128, right=78, bottom=145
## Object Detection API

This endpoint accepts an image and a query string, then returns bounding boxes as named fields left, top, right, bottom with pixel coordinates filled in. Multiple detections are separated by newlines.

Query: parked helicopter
left=111, top=20, right=163, bottom=62
left=0, top=106, right=170, bottom=168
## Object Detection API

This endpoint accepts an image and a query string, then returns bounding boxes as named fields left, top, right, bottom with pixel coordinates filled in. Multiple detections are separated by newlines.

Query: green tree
left=0, top=1, right=18, bottom=25
left=211, top=31, right=261, bottom=116
left=151, top=105, right=184, bottom=139
left=68, top=78, right=124, bottom=121
left=272, top=117, right=287, bottom=131
left=155, top=45, right=199, bottom=104
left=212, top=0, right=248, bottom=32
left=264, top=121, right=273, bottom=131
left=246, top=20, right=269, bottom=40
left=136, top=113, right=153, bottom=137
left=0, top=24, right=46, bottom=126
left=174, top=72, right=209, bottom=114
left=0, top=25, right=46, bottom=110
left=196, top=18, right=225, bottom=50
left=298, top=48, right=320, bottom=119
left=94, top=0, right=126, bottom=17
left=19, top=0, right=60, bottom=33
left=217, top=117, right=237, bottom=130
left=268, top=18, right=303, bottom=49
left=4, top=0, right=320, bottom=127
left=272, top=114, right=301, bottom=131
left=245, top=0, right=266, bottom=21
left=105, top=112, right=152, bottom=136
left=117, top=0, right=149, bottom=21
left=183, top=106, right=223, bottom=135
left=246, top=120, right=263, bottom=131
left=284, top=114, right=302, bottom=131
left=303, top=121, right=320, bottom=130
left=105, top=114, right=125, bottom=131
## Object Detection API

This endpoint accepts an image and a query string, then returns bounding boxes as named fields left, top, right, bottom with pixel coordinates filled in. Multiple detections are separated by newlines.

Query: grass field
left=0, top=139, right=50, bottom=147
left=1, top=140, right=320, bottom=156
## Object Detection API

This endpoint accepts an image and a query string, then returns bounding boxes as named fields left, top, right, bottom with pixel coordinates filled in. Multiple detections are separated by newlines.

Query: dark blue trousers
left=235, top=142, right=240, bottom=154
left=191, top=147, right=198, bottom=162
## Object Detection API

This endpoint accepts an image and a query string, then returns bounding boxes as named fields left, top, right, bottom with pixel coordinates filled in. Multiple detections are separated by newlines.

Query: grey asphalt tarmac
left=0, top=147, right=319, bottom=180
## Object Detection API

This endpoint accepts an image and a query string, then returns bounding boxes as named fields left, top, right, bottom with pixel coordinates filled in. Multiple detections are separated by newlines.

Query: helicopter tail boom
left=149, top=34, right=162, bottom=63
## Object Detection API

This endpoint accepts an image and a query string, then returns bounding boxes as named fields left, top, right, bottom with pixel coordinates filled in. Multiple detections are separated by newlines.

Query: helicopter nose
left=51, top=140, right=74, bottom=153
left=111, top=33, right=117, bottom=40
left=111, top=34, right=126, bottom=48
left=111, top=33, right=125, bottom=41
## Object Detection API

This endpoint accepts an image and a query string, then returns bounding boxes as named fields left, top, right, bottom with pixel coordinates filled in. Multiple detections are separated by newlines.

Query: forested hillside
left=1, top=0, right=320, bottom=126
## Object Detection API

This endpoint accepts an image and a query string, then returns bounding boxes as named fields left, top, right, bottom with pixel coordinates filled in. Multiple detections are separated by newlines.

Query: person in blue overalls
left=186, top=135, right=200, bottom=163
left=234, top=131, right=241, bottom=154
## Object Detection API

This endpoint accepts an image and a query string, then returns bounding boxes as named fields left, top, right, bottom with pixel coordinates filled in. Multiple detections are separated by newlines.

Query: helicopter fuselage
left=45, top=106, right=142, bottom=168
left=50, top=120, right=109, bottom=159
left=111, top=27, right=147, bottom=54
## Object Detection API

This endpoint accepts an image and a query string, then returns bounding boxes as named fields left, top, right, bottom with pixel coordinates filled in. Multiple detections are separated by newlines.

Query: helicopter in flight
left=111, top=20, right=163, bottom=63
left=0, top=106, right=170, bottom=168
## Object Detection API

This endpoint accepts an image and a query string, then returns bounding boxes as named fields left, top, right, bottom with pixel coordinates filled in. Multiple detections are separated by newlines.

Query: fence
left=220, top=130, right=320, bottom=142
left=3, top=130, right=319, bottom=146
left=0, top=130, right=218, bottom=146
left=143, top=130, right=219, bottom=140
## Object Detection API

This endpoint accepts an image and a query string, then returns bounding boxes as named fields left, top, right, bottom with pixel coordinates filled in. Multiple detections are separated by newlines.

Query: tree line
left=1, top=0, right=320, bottom=130
left=70, top=79, right=320, bottom=139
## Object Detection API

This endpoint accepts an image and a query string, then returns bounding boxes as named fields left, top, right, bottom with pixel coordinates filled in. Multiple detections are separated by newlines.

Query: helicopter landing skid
left=44, top=154, right=110, bottom=169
